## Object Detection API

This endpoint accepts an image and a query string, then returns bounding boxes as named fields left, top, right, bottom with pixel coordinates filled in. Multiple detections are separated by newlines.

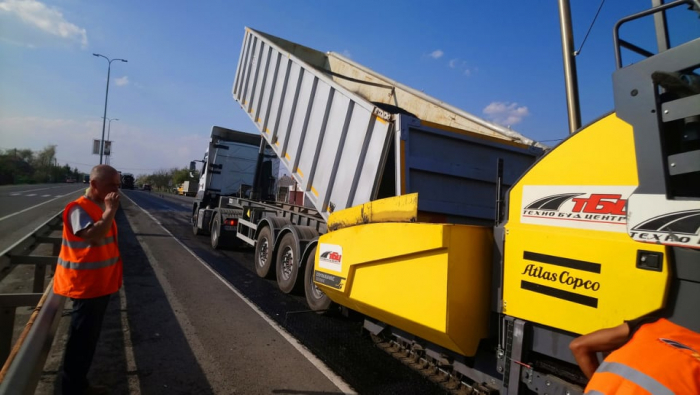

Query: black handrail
left=613, top=0, right=692, bottom=68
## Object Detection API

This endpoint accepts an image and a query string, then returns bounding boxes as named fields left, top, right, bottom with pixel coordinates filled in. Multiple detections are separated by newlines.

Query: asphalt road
left=0, top=183, right=86, bottom=253
left=15, top=189, right=447, bottom=394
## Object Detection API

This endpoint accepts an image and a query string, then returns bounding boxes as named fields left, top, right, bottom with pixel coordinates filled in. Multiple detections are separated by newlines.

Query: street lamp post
left=102, top=117, right=119, bottom=165
left=94, top=53, right=127, bottom=165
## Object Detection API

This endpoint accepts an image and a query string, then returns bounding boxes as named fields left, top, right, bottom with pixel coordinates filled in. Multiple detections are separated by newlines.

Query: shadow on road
left=42, top=202, right=215, bottom=394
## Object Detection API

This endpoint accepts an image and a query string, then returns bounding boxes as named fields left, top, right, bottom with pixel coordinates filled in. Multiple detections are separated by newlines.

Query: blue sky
left=0, top=0, right=698, bottom=175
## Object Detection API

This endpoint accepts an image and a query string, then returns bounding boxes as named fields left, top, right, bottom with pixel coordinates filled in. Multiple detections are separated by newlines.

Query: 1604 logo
left=319, top=251, right=342, bottom=263
left=521, top=187, right=636, bottom=233
left=318, top=243, right=343, bottom=273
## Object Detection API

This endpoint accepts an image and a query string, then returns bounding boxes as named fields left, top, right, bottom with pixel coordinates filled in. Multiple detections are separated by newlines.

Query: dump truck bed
left=233, top=28, right=542, bottom=222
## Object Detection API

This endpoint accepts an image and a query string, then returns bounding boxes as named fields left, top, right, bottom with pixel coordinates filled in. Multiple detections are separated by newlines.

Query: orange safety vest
left=585, top=318, right=700, bottom=395
left=54, top=196, right=123, bottom=298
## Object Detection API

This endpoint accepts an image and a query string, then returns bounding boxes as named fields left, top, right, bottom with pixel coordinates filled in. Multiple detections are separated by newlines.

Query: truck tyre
left=210, top=214, right=230, bottom=250
left=276, top=233, right=301, bottom=294
left=304, top=246, right=332, bottom=312
left=192, top=211, right=202, bottom=236
left=254, top=227, right=274, bottom=278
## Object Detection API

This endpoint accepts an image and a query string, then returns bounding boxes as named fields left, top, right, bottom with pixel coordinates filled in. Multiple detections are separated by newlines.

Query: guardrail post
left=0, top=308, right=15, bottom=364
left=32, top=268, right=45, bottom=295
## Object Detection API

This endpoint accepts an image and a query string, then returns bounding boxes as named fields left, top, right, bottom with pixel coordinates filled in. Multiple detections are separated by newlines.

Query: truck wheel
left=211, top=215, right=229, bottom=250
left=254, top=227, right=274, bottom=278
left=276, top=233, right=301, bottom=294
left=192, top=211, right=202, bottom=236
left=304, top=246, right=332, bottom=312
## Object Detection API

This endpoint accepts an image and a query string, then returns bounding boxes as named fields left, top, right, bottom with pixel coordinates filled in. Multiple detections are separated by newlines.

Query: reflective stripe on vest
left=62, top=236, right=116, bottom=249
left=585, top=318, right=700, bottom=394
left=57, top=256, right=120, bottom=270
left=586, top=362, right=674, bottom=395
left=54, top=196, right=122, bottom=299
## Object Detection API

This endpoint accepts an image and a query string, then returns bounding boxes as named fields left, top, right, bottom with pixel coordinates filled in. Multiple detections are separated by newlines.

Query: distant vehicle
left=83, top=175, right=89, bottom=183
left=143, top=184, right=151, bottom=191
left=121, top=173, right=135, bottom=190
left=180, top=180, right=198, bottom=197
left=65, top=177, right=76, bottom=183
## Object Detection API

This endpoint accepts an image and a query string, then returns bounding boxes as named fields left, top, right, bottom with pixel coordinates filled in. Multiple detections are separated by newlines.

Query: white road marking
left=8, top=186, right=55, bottom=194
left=0, top=189, right=83, bottom=223
left=26, top=194, right=37, bottom=197
left=119, top=287, right=141, bottom=393
left=42, top=194, right=52, bottom=197
left=125, top=195, right=356, bottom=394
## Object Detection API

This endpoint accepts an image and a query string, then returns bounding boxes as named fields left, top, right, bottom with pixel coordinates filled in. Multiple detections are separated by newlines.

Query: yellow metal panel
left=503, top=113, right=669, bottom=335
left=327, top=193, right=418, bottom=231
left=352, top=252, right=449, bottom=331
left=315, top=222, right=491, bottom=356
left=516, top=114, right=639, bottom=185
left=503, top=225, right=667, bottom=334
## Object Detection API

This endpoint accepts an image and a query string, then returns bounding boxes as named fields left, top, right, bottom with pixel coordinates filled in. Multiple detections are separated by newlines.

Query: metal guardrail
left=0, top=211, right=66, bottom=394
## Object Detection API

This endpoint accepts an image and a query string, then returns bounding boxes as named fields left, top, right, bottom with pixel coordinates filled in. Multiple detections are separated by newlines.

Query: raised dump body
left=233, top=28, right=543, bottom=224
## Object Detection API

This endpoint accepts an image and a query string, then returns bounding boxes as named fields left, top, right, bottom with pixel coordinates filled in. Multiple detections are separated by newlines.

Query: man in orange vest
left=54, top=164, right=123, bottom=395
left=570, top=316, right=700, bottom=394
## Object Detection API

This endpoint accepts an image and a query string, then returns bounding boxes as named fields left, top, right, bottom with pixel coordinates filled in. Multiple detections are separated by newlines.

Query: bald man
left=54, top=165, right=123, bottom=395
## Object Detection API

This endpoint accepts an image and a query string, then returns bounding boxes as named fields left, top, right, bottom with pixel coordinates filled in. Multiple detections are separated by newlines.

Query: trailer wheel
left=304, top=246, right=332, bottom=312
left=210, top=214, right=230, bottom=250
left=276, top=233, right=301, bottom=294
left=192, top=211, right=202, bottom=236
left=254, top=227, right=274, bottom=278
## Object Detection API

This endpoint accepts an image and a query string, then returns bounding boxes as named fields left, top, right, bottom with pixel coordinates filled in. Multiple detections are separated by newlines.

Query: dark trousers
left=61, top=294, right=111, bottom=394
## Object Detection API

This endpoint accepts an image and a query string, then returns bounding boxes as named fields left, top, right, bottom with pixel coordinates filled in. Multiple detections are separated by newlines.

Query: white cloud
left=482, top=102, right=530, bottom=126
left=341, top=49, right=351, bottom=59
left=115, top=76, right=129, bottom=87
left=0, top=0, right=87, bottom=48
left=429, top=49, right=443, bottom=59
left=447, top=58, right=475, bottom=77
left=0, top=116, right=208, bottom=175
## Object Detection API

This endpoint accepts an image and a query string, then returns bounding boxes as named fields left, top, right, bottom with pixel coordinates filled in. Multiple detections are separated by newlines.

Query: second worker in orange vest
left=570, top=317, right=700, bottom=394
left=54, top=164, right=123, bottom=395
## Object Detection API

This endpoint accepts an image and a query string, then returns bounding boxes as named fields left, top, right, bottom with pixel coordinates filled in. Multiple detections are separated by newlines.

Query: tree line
left=0, top=145, right=82, bottom=185
left=1, top=146, right=198, bottom=190
left=135, top=167, right=197, bottom=192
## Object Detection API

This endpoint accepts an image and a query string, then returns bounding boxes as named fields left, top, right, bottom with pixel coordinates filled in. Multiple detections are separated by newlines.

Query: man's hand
left=104, top=192, right=120, bottom=211
left=76, top=193, right=120, bottom=244
left=570, top=322, right=631, bottom=379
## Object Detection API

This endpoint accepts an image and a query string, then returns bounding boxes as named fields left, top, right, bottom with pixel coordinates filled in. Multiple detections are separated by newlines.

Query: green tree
left=0, top=149, right=34, bottom=185
left=30, top=145, right=57, bottom=183
left=172, top=167, right=194, bottom=186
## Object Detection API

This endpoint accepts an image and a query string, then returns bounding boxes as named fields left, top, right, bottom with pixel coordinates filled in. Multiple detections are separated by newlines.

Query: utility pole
left=93, top=54, right=128, bottom=164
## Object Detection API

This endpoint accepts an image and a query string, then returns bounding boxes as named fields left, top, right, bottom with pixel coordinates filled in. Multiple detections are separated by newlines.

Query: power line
left=575, top=0, right=607, bottom=56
